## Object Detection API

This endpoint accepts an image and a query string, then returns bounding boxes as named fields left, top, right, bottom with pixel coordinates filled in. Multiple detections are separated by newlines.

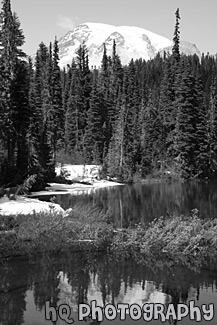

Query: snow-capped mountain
left=58, top=22, right=200, bottom=69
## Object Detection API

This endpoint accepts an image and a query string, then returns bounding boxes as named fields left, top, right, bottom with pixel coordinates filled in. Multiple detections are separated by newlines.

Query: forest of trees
left=1, top=1, right=217, bottom=191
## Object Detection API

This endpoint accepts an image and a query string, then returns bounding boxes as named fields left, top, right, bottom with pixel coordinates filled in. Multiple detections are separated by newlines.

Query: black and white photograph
left=0, top=0, right=217, bottom=324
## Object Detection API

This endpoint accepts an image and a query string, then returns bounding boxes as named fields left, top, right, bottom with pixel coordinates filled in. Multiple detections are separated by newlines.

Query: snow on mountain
left=58, top=22, right=201, bottom=69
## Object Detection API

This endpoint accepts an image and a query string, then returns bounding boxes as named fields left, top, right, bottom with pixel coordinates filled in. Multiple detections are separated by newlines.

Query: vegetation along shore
left=0, top=206, right=217, bottom=273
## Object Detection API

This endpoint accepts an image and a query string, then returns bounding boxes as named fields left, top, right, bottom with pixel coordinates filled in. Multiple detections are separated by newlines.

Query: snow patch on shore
left=0, top=165, right=122, bottom=216
left=0, top=196, right=64, bottom=216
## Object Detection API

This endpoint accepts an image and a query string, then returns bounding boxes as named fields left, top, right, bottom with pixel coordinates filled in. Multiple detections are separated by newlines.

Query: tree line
left=0, top=2, right=217, bottom=190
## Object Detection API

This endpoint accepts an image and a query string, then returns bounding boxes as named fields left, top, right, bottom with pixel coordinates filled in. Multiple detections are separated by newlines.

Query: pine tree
left=50, top=37, right=64, bottom=158
left=173, top=59, right=198, bottom=178
left=32, top=45, right=45, bottom=158
left=107, top=96, right=125, bottom=179
left=12, top=60, right=30, bottom=179
left=0, top=0, right=27, bottom=184
left=123, top=60, right=141, bottom=176
left=33, top=42, right=55, bottom=183
left=207, top=77, right=217, bottom=177
left=140, top=95, right=163, bottom=175
left=98, top=43, right=112, bottom=156
left=158, top=55, right=176, bottom=159
left=172, top=8, right=181, bottom=62
left=109, top=40, right=123, bottom=131
left=62, top=63, right=72, bottom=114
left=47, top=42, right=53, bottom=98
left=107, top=61, right=141, bottom=180
left=194, top=74, right=209, bottom=178
left=65, top=42, right=92, bottom=158
left=27, top=58, right=41, bottom=178
left=85, top=70, right=103, bottom=163
left=65, top=63, right=83, bottom=156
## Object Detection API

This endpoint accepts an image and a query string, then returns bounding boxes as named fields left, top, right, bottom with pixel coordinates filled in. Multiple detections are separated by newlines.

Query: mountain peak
left=58, top=22, right=200, bottom=69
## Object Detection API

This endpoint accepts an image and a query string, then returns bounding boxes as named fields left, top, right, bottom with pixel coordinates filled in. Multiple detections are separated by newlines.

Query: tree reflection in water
left=0, top=251, right=216, bottom=324
left=37, top=180, right=217, bottom=228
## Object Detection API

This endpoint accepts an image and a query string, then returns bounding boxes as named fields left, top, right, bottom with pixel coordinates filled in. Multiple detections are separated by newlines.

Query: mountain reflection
left=0, top=252, right=216, bottom=325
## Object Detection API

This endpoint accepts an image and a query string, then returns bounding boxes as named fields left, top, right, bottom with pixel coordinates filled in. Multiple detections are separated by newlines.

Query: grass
left=111, top=209, right=217, bottom=270
left=0, top=207, right=217, bottom=270
left=0, top=203, right=114, bottom=257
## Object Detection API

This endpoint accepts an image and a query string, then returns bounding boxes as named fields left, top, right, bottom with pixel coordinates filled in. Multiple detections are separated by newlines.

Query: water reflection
left=36, top=181, right=217, bottom=227
left=0, top=252, right=217, bottom=324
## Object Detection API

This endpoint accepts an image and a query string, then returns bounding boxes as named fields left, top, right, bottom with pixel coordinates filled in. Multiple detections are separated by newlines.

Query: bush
left=111, top=211, right=217, bottom=269
left=0, top=203, right=114, bottom=257
left=1, top=207, right=217, bottom=271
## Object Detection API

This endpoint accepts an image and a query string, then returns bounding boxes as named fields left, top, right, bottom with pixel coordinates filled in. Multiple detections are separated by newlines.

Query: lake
left=1, top=181, right=217, bottom=324
left=0, top=251, right=217, bottom=325
left=35, top=181, right=217, bottom=227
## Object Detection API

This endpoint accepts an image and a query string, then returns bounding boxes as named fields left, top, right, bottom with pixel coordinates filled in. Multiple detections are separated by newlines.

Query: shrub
left=1, top=207, right=217, bottom=271
left=111, top=212, right=217, bottom=269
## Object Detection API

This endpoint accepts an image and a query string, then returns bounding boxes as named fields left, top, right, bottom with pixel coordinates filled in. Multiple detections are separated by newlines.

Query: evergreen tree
left=123, top=60, right=141, bottom=176
left=62, top=63, right=72, bottom=114
left=98, top=43, right=112, bottom=156
left=146, top=53, right=164, bottom=97
left=33, top=42, right=55, bottom=183
left=0, top=0, right=27, bottom=184
left=173, top=59, right=198, bottom=178
left=107, top=61, right=141, bottom=180
left=158, top=56, right=176, bottom=159
left=109, top=40, right=123, bottom=131
left=65, top=63, right=83, bottom=156
left=140, top=95, right=163, bottom=175
left=85, top=70, right=103, bottom=163
left=207, top=77, right=217, bottom=177
left=194, top=74, right=209, bottom=178
left=65, top=43, right=91, bottom=158
left=50, top=37, right=64, bottom=158
left=12, top=60, right=30, bottom=178
left=107, top=97, right=125, bottom=179
left=172, top=8, right=181, bottom=62
left=27, top=58, right=40, bottom=177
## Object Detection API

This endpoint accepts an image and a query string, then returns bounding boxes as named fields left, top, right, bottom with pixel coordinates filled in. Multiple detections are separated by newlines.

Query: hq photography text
left=45, top=300, right=215, bottom=323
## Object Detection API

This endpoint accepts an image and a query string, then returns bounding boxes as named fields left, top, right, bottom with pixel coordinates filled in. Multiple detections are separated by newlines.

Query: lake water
left=0, top=251, right=217, bottom=325
left=2, top=181, right=217, bottom=324
left=36, top=181, right=217, bottom=227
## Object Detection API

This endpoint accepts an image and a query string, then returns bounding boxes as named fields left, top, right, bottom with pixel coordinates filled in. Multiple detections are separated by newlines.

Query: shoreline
left=0, top=163, right=124, bottom=216
left=29, top=179, right=124, bottom=197
left=0, top=180, right=123, bottom=217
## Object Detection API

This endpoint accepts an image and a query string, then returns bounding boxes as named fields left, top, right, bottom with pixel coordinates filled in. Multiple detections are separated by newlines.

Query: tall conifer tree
left=172, top=8, right=181, bottom=62
left=207, top=77, right=217, bottom=177
left=0, top=0, right=27, bottom=184
left=51, top=37, right=64, bottom=157
left=85, top=70, right=103, bottom=163
left=173, top=59, right=198, bottom=178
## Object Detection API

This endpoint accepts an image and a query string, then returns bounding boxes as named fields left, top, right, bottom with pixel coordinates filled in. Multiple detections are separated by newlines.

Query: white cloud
left=57, top=15, right=77, bottom=30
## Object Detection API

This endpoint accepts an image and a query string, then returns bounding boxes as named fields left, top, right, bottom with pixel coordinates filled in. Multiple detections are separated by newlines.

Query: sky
left=10, top=0, right=217, bottom=56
